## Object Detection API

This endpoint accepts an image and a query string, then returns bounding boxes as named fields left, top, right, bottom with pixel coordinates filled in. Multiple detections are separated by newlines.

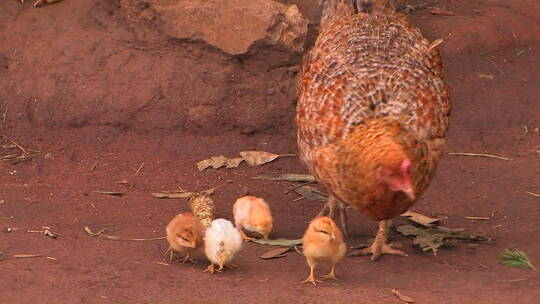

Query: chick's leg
left=301, top=257, right=321, bottom=286
left=237, top=225, right=256, bottom=241
left=203, top=263, right=216, bottom=274
left=350, top=219, right=407, bottom=261
left=317, top=196, right=349, bottom=237
left=321, top=265, right=338, bottom=281
left=181, top=249, right=197, bottom=264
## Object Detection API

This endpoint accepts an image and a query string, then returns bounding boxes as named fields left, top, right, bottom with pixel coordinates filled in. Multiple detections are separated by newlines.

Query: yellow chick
left=165, top=213, right=206, bottom=264
left=204, top=219, right=242, bottom=274
left=301, top=216, right=346, bottom=286
left=232, top=195, right=273, bottom=240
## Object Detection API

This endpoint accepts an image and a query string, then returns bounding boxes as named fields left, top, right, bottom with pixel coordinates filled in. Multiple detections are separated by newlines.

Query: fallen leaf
left=516, top=49, right=526, bottom=56
left=478, top=73, right=495, bottom=80
left=84, top=226, right=165, bottom=241
left=13, top=254, right=43, bottom=258
left=196, top=156, right=239, bottom=171
left=0, top=252, right=4, bottom=261
left=294, top=185, right=328, bottom=201
left=253, top=173, right=315, bottom=182
left=501, top=248, right=536, bottom=270
left=396, top=224, right=488, bottom=254
left=239, top=151, right=294, bottom=167
left=429, top=7, right=455, bottom=16
left=465, top=216, right=490, bottom=220
left=392, top=289, right=415, bottom=303
left=401, top=211, right=440, bottom=227
left=151, top=190, right=194, bottom=199
left=43, top=229, right=59, bottom=239
left=259, top=247, right=291, bottom=259
left=92, top=190, right=124, bottom=196
left=251, top=238, right=303, bottom=247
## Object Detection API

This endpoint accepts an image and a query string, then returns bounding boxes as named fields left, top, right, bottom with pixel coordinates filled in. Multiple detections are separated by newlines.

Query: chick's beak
left=330, top=232, right=336, bottom=241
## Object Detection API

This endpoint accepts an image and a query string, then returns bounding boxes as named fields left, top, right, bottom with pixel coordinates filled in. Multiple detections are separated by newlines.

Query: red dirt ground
left=1, top=0, right=539, bottom=303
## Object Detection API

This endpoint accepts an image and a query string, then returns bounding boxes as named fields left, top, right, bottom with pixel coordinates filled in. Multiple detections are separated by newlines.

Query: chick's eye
left=316, top=229, right=329, bottom=235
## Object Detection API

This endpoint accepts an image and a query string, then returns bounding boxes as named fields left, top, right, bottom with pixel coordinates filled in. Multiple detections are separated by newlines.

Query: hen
left=296, top=0, right=450, bottom=261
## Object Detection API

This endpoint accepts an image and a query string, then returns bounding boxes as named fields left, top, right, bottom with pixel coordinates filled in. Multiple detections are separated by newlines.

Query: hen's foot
left=349, top=220, right=407, bottom=261
left=317, top=196, right=349, bottom=237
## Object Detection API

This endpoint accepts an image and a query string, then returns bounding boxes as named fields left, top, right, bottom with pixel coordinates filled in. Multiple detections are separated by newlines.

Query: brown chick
left=165, top=213, right=206, bottom=264
left=301, top=216, right=346, bottom=286
left=232, top=195, right=273, bottom=241
left=297, top=0, right=450, bottom=261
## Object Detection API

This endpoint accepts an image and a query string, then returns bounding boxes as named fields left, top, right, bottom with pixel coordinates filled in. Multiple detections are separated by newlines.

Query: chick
left=233, top=195, right=273, bottom=240
left=165, top=213, right=206, bottom=264
left=301, top=216, right=346, bottom=286
left=204, top=219, right=242, bottom=274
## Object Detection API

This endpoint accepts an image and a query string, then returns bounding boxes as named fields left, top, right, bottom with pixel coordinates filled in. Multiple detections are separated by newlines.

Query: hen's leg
left=317, top=196, right=349, bottom=237
left=350, top=219, right=407, bottom=261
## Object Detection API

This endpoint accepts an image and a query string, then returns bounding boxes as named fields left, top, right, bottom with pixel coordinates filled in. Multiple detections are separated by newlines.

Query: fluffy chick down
left=204, top=218, right=243, bottom=274
left=233, top=195, right=273, bottom=240
left=301, top=216, right=347, bottom=285
left=166, top=213, right=206, bottom=263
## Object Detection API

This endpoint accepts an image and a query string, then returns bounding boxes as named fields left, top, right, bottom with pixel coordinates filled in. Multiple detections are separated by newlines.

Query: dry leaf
left=392, top=289, right=415, bottom=303
left=84, top=226, right=165, bottom=241
left=43, top=228, right=59, bottom=239
left=478, top=73, right=495, bottom=80
left=259, top=247, right=291, bottom=259
left=295, top=185, right=328, bottom=201
left=13, top=254, right=43, bottom=258
left=396, top=224, right=489, bottom=254
left=240, top=151, right=294, bottom=167
left=401, top=211, right=440, bottom=227
left=151, top=190, right=194, bottom=199
left=429, top=7, right=455, bottom=16
left=0, top=252, right=4, bottom=261
left=253, top=174, right=315, bottom=182
left=251, top=238, right=303, bottom=247
left=92, top=190, right=124, bottom=196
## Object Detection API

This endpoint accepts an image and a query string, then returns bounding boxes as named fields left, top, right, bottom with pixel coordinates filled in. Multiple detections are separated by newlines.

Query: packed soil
left=1, top=0, right=539, bottom=303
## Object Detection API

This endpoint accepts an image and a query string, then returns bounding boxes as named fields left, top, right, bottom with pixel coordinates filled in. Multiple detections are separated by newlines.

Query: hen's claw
left=350, top=220, right=407, bottom=261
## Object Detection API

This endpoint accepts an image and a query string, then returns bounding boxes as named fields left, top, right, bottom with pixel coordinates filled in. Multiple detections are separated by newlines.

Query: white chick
left=233, top=195, right=273, bottom=240
left=204, top=218, right=243, bottom=274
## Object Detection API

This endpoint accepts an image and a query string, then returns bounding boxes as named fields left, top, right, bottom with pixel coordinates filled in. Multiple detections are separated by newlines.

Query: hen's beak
left=403, top=186, right=415, bottom=201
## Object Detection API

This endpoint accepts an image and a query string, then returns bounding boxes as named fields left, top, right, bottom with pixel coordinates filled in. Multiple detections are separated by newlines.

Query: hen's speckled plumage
left=297, top=0, right=450, bottom=222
